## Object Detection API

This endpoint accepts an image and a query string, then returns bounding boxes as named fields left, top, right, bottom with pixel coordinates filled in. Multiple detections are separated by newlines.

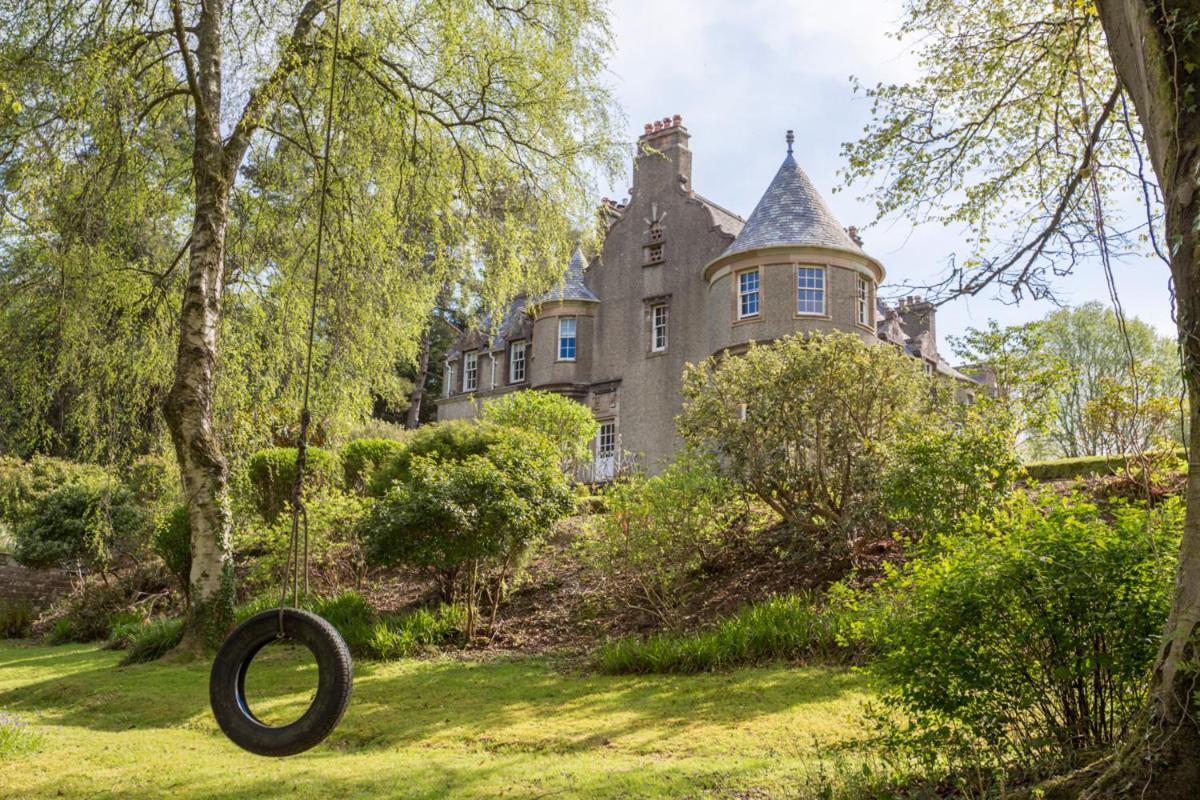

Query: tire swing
left=209, top=0, right=350, bottom=757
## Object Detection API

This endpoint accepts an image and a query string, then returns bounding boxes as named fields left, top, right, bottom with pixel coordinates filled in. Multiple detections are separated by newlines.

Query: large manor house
left=437, top=116, right=975, bottom=477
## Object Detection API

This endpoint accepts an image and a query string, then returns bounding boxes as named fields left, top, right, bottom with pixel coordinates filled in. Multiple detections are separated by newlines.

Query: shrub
left=678, top=331, right=927, bottom=559
left=862, top=491, right=1179, bottom=782
left=122, top=452, right=180, bottom=511
left=360, top=429, right=573, bottom=638
left=120, top=617, right=185, bottom=665
left=366, top=420, right=507, bottom=497
left=153, top=506, right=192, bottom=600
left=481, top=390, right=598, bottom=474
left=0, top=599, right=33, bottom=639
left=340, top=438, right=408, bottom=494
left=883, top=399, right=1023, bottom=540
left=234, top=492, right=368, bottom=595
left=0, top=711, right=42, bottom=760
left=39, top=564, right=173, bottom=643
left=594, top=594, right=853, bottom=674
left=13, top=478, right=151, bottom=574
left=580, top=448, right=741, bottom=628
left=0, top=455, right=110, bottom=528
left=244, top=446, right=342, bottom=522
left=364, top=605, right=465, bottom=660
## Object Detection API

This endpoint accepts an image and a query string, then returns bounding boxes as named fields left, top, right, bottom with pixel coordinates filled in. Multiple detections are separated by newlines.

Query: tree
left=481, top=389, right=599, bottom=476
left=0, top=1, right=620, bottom=647
left=843, top=0, right=1200, bottom=792
left=953, top=303, right=1183, bottom=459
left=677, top=331, right=928, bottom=560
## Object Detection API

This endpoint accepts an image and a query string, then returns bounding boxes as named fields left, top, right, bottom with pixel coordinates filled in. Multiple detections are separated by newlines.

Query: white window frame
left=463, top=351, right=478, bottom=392
left=509, top=340, right=527, bottom=383
left=856, top=275, right=871, bottom=327
left=796, top=265, right=826, bottom=316
left=651, top=304, right=668, bottom=352
left=737, top=269, right=760, bottom=320
left=597, top=420, right=616, bottom=457
left=557, top=317, right=577, bottom=361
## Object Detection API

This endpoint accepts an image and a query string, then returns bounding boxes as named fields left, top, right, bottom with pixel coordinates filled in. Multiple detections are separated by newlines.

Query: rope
left=279, top=0, right=343, bottom=636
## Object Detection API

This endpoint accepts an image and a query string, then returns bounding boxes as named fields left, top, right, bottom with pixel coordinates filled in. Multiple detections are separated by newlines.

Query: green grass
left=0, top=640, right=872, bottom=799
left=595, top=594, right=854, bottom=675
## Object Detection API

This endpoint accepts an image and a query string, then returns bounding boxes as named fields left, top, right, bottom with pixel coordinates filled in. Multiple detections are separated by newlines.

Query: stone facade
left=438, top=118, right=975, bottom=475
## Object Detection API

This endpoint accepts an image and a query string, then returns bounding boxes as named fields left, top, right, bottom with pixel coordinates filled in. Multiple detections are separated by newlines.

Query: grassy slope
left=0, top=642, right=871, bottom=799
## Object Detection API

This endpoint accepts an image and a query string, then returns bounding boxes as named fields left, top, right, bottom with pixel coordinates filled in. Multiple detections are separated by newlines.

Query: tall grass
left=594, top=594, right=855, bottom=674
left=0, top=711, right=43, bottom=759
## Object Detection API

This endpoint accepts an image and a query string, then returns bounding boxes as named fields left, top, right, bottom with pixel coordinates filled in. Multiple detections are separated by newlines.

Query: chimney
left=897, top=295, right=936, bottom=349
left=633, top=113, right=692, bottom=193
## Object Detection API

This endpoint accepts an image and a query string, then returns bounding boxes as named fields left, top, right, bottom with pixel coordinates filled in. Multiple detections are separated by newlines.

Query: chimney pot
left=643, top=123, right=653, bottom=135
left=672, top=114, right=682, bottom=126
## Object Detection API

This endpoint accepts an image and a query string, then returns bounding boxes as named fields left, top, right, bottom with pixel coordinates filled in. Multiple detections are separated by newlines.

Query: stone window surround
left=736, top=268, right=761, bottom=320
left=557, top=317, right=577, bottom=362
left=508, top=339, right=527, bottom=384
left=855, top=274, right=874, bottom=330
left=795, top=265, right=827, bottom=317
left=463, top=351, right=479, bottom=392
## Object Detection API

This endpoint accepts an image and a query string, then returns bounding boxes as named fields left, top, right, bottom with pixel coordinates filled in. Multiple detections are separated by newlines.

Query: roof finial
left=785, top=129, right=794, bottom=155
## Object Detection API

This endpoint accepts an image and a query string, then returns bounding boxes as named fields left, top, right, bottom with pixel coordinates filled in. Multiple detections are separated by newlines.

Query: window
left=558, top=317, right=577, bottom=361
left=644, top=243, right=664, bottom=264
left=597, top=421, right=616, bottom=456
left=444, top=364, right=455, bottom=397
left=737, top=270, right=760, bottom=319
left=509, top=340, right=527, bottom=383
left=856, top=275, right=871, bottom=326
left=796, top=266, right=826, bottom=315
left=463, top=351, right=478, bottom=392
left=651, top=304, right=668, bottom=352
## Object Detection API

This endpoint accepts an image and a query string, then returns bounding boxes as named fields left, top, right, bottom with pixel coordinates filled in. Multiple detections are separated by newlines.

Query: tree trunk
left=406, top=324, right=433, bottom=429
left=1087, top=1, right=1200, bottom=794
left=162, top=0, right=235, bottom=651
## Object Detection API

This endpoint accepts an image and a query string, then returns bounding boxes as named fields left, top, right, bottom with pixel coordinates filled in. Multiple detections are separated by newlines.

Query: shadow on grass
left=0, top=643, right=868, bottom=757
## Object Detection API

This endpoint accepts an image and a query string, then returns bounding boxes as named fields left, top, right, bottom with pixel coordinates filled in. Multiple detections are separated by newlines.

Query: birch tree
left=0, top=0, right=620, bottom=648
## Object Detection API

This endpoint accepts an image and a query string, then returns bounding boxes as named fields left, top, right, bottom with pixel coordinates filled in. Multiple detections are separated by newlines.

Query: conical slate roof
left=537, top=246, right=599, bottom=303
left=723, top=133, right=864, bottom=258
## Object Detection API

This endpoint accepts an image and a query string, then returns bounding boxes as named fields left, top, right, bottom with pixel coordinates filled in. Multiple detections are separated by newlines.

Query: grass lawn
left=0, top=641, right=872, bottom=799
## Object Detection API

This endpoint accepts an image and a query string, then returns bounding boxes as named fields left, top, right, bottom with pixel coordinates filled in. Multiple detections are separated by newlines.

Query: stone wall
left=0, top=552, right=72, bottom=608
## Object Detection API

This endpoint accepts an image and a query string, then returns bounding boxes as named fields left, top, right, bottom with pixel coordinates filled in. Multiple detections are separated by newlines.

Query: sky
left=600, top=0, right=1176, bottom=352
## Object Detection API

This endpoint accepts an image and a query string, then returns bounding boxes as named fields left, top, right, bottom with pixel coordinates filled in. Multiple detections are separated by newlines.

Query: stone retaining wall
left=0, top=552, right=73, bottom=608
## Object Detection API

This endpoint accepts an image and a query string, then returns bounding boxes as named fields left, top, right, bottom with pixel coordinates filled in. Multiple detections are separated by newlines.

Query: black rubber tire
left=209, top=608, right=353, bottom=757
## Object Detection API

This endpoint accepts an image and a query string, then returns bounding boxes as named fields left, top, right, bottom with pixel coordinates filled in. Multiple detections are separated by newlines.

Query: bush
left=152, top=506, right=192, bottom=600
left=244, top=446, right=342, bottom=522
left=0, top=599, right=33, bottom=639
left=594, top=594, right=853, bottom=674
left=883, top=399, right=1023, bottom=540
left=862, top=491, right=1179, bottom=782
left=340, top=438, right=408, bottom=494
left=359, top=428, right=573, bottom=638
left=678, top=331, right=927, bottom=559
left=122, top=452, right=180, bottom=511
left=364, top=605, right=465, bottom=660
left=580, top=448, right=741, bottom=628
left=120, top=617, right=185, bottom=665
left=234, top=492, right=368, bottom=595
left=39, top=565, right=173, bottom=643
left=366, top=420, right=507, bottom=497
left=13, top=478, right=151, bottom=574
left=0, top=456, right=110, bottom=528
left=481, top=390, right=598, bottom=474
